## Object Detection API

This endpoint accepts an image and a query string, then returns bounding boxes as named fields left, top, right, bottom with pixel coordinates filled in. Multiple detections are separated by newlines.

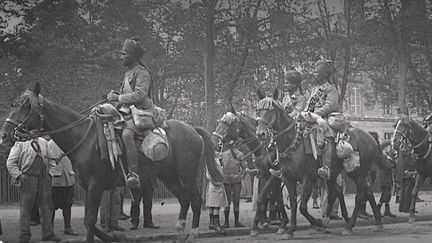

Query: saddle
left=91, top=103, right=170, bottom=168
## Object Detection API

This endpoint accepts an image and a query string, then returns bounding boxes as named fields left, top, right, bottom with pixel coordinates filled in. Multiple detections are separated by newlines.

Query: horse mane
left=10, top=91, right=42, bottom=115
left=220, top=112, right=239, bottom=125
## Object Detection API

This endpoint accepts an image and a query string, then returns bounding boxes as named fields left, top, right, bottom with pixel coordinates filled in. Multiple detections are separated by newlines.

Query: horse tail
left=194, top=126, right=224, bottom=183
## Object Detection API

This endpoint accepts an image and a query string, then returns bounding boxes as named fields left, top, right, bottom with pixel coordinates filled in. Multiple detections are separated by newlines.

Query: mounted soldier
left=106, top=37, right=154, bottom=189
left=303, top=59, right=342, bottom=180
left=269, top=68, right=307, bottom=178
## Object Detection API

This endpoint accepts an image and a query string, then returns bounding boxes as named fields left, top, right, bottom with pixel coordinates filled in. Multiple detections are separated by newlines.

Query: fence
left=0, top=163, right=173, bottom=204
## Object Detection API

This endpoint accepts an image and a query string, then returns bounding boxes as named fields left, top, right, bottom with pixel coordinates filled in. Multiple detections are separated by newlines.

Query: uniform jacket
left=306, top=82, right=341, bottom=117
left=282, top=91, right=307, bottom=117
left=6, top=138, right=56, bottom=180
left=219, top=149, right=246, bottom=184
left=48, top=140, right=75, bottom=187
left=118, top=65, right=153, bottom=110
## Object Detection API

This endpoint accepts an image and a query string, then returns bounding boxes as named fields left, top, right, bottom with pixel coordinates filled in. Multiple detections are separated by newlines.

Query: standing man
left=304, top=59, right=342, bottom=180
left=129, top=177, right=159, bottom=230
left=107, top=36, right=154, bottom=189
left=48, top=137, right=79, bottom=235
left=6, top=136, right=61, bottom=243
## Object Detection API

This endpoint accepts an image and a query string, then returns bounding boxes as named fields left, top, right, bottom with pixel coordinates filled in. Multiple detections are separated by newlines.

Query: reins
left=10, top=92, right=105, bottom=163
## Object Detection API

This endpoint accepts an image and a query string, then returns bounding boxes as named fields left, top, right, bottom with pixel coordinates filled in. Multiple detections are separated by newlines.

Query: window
left=384, top=132, right=393, bottom=141
left=383, top=103, right=392, bottom=115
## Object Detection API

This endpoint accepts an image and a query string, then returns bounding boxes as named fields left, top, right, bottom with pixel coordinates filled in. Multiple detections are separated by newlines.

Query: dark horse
left=212, top=106, right=289, bottom=235
left=0, top=82, right=223, bottom=243
left=391, top=115, right=432, bottom=223
left=255, top=88, right=384, bottom=238
left=254, top=89, right=329, bottom=239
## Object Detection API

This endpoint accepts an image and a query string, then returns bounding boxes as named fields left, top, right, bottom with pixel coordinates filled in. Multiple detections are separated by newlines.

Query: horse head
left=1, top=82, right=44, bottom=147
left=255, top=88, right=285, bottom=140
left=392, top=115, right=426, bottom=151
left=213, top=105, right=241, bottom=150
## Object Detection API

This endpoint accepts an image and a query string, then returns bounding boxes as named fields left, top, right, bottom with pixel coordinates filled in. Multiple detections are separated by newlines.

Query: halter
left=5, top=91, right=95, bottom=163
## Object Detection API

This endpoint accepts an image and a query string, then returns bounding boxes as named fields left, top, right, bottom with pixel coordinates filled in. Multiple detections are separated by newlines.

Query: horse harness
left=6, top=91, right=96, bottom=164
left=394, top=120, right=432, bottom=160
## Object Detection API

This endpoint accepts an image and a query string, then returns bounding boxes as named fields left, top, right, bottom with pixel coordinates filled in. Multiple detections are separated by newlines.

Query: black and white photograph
left=1, top=0, right=432, bottom=242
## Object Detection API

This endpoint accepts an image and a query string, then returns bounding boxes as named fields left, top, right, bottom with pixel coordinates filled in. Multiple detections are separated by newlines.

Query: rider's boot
left=383, top=204, right=396, bottom=218
left=123, top=128, right=141, bottom=189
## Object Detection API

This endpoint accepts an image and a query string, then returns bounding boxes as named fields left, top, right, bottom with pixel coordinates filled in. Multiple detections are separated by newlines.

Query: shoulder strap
left=137, top=60, right=154, bottom=100
left=230, top=149, right=239, bottom=161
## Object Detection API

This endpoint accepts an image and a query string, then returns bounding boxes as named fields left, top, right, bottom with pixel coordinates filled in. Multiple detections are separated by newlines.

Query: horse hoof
left=409, top=215, right=416, bottom=224
left=250, top=229, right=259, bottom=237
left=111, top=231, right=128, bottom=242
left=283, top=232, right=294, bottom=239
left=374, top=225, right=384, bottom=232
left=186, top=228, right=199, bottom=243
left=276, top=227, right=286, bottom=235
left=342, top=228, right=353, bottom=236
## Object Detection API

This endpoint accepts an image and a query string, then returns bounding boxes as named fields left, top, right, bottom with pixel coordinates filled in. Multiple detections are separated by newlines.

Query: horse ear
left=230, top=104, right=237, bottom=115
left=272, top=89, right=279, bottom=100
left=257, top=86, right=266, bottom=100
left=28, top=82, right=41, bottom=95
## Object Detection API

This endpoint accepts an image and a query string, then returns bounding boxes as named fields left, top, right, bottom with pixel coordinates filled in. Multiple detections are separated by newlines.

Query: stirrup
left=317, top=166, right=330, bottom=180
left=126, top=172, right=141, bottom=189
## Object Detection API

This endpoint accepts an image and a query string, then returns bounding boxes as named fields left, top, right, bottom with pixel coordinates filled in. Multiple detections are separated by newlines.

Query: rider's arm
left=118, top=67, right=150, bottom=105
left=314, top=86, right=340, bottom=117
left=290, top=95, right=307, bottom=117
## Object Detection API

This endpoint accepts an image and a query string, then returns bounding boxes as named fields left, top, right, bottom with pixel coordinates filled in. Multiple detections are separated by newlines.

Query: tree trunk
left=203, top=0, right=217, bottom=131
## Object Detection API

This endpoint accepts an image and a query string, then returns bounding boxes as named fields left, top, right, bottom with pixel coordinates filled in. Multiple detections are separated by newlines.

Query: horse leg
left=183, top=179, right=202, bottom=242
left=334, top=183, right=349, bottom=223
left=284, top=179, right=297, bottom=239
left=343, top=178, right=367, bottom=236
left=366, top=183, right=383, bottom=231
left=158, top=172, right=191, bottom=242
left=409, top=173, right=426, bottom=223
left=84, top=179, right=114, bottom=243
left=274, top=180, right=289, bottom=234
left=251, top=176, right=276, bottom=237
left=299, top=177, right=325, bottom=229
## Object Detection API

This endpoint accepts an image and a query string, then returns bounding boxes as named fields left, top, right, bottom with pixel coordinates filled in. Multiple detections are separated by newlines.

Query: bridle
left=256, top=100, right=297, bottom=159
left=393, top=119, right=432, bottom=160
left=213, top=113, right=264, bottom=161
left=4, top=91, right=95, bottom=163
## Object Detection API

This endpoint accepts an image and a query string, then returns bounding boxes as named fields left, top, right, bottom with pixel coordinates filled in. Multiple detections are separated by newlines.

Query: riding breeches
left=122, top=128, right=138, bottom=172
left=224, top=182, right=242, bottom=211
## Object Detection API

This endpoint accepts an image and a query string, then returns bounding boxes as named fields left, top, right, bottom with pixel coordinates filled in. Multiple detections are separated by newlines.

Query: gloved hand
left=107, top=90, right=119, bottom=102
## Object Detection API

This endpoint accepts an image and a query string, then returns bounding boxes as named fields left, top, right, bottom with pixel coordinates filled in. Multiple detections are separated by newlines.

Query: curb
left=132, top=214, right=432, bottom=242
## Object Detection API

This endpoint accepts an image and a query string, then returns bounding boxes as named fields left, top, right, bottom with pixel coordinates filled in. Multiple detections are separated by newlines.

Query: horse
left=254, top=88, right=331, bottom=239
left=0, top=82, right=223, bottom=243
left=391, top=115, right=432, bottom=223
left=255, top=88, right=385, bottom=238
left=212, top=105, right=289, bottom=235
